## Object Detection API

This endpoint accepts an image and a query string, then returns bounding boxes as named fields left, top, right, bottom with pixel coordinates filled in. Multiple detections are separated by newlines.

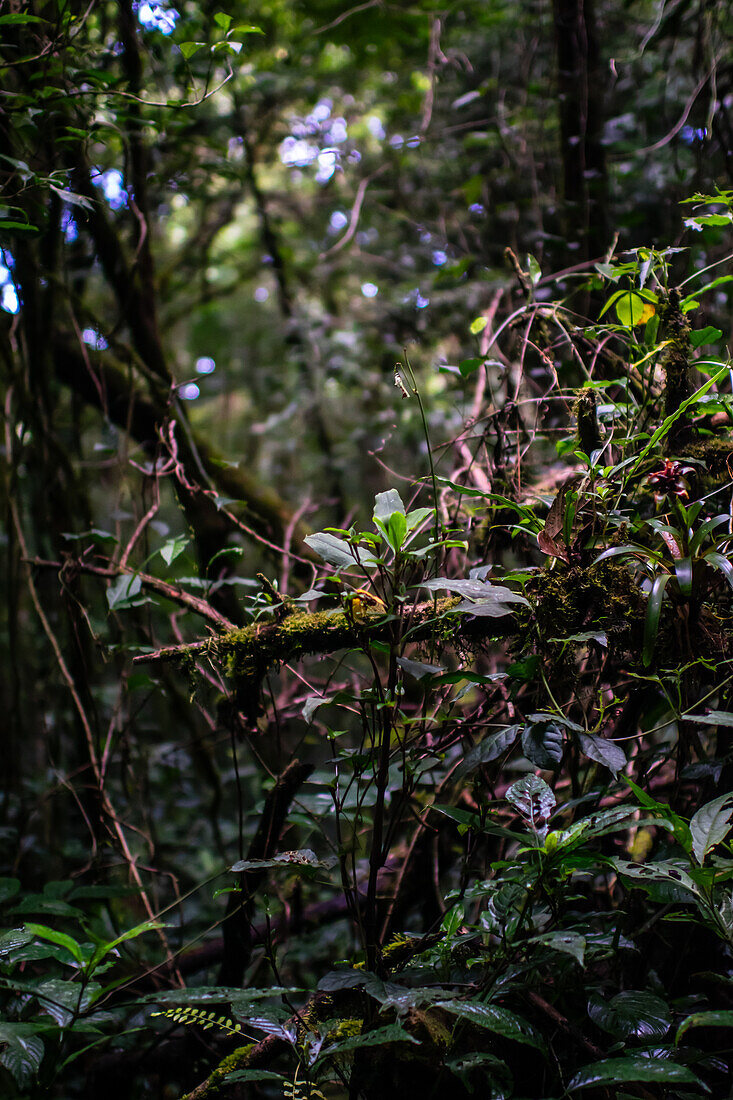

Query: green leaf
left=159, top=535, right=189, bottom=566
left=214, top=11, right=232, bottom=29
left=48, top=185, right=94, bottom=210
left=179, top=41, right=204, bottom=59
left=224, top=1070, right=287, bottom=1084
left=0, top=12, right=46, bottom=22
left=231, top=849, right=324, bottom=872
left=588, top=989, right=671, bottom=1040
left=387, top=510, right=407, bottom=552
left=685, top=213, right=733, bottom=229
left=458, top=357, right=483, bottom=376
left=24, top=923, right=84, bottom=964
left=373, top=489, right=405, bottom=524
left=531, top=930, right=585, bottom=965
left=0, top=878, right=20, bottom=904
left=305, top=532, right=363, bottom=569
left=457, top=725, right=521, bottom=774
left=469, top=316, right=487, bottom=334
left=396, top=656, right=445, bottom=680
left=690, top=791, right=733, bottom=864
left=613, top=858, right=698, bottom=901
left=436, top=1000, right=547, bottom=1052
left=676, top=1010, right=733, bottom=1043
left=686, top=709, right=733, bottom=726
left=506, top=776, right=556, bottom=839
left=522, top=720, right=564, bottom=769
left=569, top=1056, right=707, bottom=1092
left=0, top=220, right=38, bottom=232
left=704, top=551, right=733, bottom=590
left=420, top=577, right=529, bottom=615
left=0, top=926, right=33, bottom=954
left=527, top=253, right=541, bottom=286
left=36, top=978, right=100, bottom=1024
left=690, top=326, right=723, bottom=347
left=643, top=572, right=671, bottom=666
left=320, top=1023, right=419, bottom=1056
left=635, top=363, right=729, bottom=468
left=106, top=573, right=144, bottom=610
left=89, top=919, right=166, bottom=969
left=0, top=1026, right=44, bottom=1089
left=577, top=731, right=626, bottom=777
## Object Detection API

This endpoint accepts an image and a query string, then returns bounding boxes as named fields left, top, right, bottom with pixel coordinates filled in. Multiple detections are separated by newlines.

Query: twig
left=3, top=390, right=182, bottom=982
left=26, top=557, right=236, bottom=631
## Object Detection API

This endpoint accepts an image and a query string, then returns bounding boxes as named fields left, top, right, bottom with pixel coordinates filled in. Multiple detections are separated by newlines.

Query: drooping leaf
left=231, top=849, right=323, bottom=873
left=457, top=726, right=521, bottom=774
left=676, top=1010, right=733, bottom=1044
left=436, top=1000, right=546, bottom=1052
left=522, top=720, right=564, bottom=769
left=106, top=573, right=144, bottom=611
left=569, top=1056, right=707, bottom=1092
left=304, top=532, right=378, bottom=569
left=0, top=1026, right=44, bottom=1089
left=420, top=577, right=529, bottom=616
left=577, top=731, right=626, bottom=777
left=320, top=1023, right=419, bottom=1056
left=531, top=931, right=586, bottom=966
left=642, top=572, right=671, bottom=666
left=24, top=923, right=84, bottom=964
left=396, top=656, right=445, bottom=680
left=690, top=791, right=733, bottom=864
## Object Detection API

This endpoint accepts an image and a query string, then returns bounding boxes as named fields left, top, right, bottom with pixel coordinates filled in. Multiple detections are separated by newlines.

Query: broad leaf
left=437, top=1000, right=546, bottom=1052
left=373, top=489, right=405, bottom=523
left=506, top=776, right=556, bottom=840
left=569, top=1056, right=707, bottom=1092
left=320, top=1022, right=418, bottom=1056
left=531, top=931, right=586, bottom=966
left=676, top=1010, right=733, bottom=1043
left=231, top=849, right=322, bottom=872
left=577, top=731, right=626, bottom=777
left=690, top=791, right=733, bottom=864
left=457, top=726, right=521, bottom=774
left=522, top=720, right=564, bottom=769
left=0, top=1026, right=44, bottom=1089
left=588, top=989, right=671, bottom=1041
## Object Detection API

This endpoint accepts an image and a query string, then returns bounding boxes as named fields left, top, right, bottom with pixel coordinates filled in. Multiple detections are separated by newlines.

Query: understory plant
left=5, top=196, right=733, bottom=1100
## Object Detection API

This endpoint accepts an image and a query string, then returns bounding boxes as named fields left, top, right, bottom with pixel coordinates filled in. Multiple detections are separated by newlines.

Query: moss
left=660, top=288, right=693, bottom=445
left=683, top=436, right=733, bottom=478
left=573, top=389, right=602, bottom=455
left=189, top=1042, right=257, bottom=1098
left=215, top=1043, right=256, bottom=1074
left=528, top=560, right=644, bottom=645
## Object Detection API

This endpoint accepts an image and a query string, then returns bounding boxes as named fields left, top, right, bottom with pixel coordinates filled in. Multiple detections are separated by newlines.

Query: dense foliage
left=2, top=1, right=733, bottom=1097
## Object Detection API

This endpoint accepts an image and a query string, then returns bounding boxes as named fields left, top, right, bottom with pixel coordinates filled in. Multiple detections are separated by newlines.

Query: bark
left=218, top=758, right=313, bottom=987
left=552, top=0, right=609, bottom=260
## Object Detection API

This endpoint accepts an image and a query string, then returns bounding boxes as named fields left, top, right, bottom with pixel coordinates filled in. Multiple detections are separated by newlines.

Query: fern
left=152, top=1006, right=243, bottom=1037
left=284, top=1065, right=328, bottom=1100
